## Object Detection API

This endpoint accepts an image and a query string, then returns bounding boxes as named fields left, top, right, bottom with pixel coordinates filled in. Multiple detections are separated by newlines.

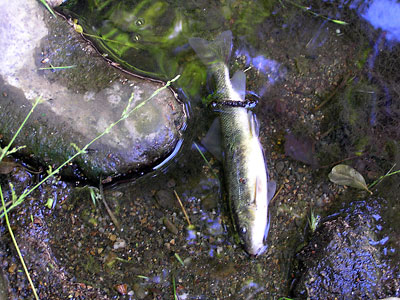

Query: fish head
left=236, top=173, right=275, bottom=256
left=236, top=203, right=269, bottom=257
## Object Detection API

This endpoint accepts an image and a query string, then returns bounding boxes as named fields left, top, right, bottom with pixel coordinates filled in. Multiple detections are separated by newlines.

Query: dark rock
left=291, top=199, right=398, bottom=299
left=163, top=217, right=178, bottom=235
left=154, top=189, right=178, bottom=210
left=284, top=132, right=318, bottom=167
left=0, top=0, right=186, bottom=181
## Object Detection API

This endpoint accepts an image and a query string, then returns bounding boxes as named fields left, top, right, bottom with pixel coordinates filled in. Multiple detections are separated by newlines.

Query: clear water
left=23, top=0, right=400, bottom=298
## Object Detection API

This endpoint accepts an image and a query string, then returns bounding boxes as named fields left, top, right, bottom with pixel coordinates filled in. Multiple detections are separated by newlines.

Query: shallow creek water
left=1, top=0, right=400, bottom=299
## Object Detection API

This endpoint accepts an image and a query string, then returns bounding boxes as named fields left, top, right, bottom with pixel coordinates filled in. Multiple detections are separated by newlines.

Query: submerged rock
left=0, top=0, right=186, bottom=181
left=291, top=198, right=399, bottom=299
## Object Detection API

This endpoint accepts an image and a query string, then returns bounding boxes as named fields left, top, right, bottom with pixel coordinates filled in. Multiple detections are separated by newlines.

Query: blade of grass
left=39, top=65, right=76, bottom=70
left=0, top=185, right=39, bottom=300
left=0, top=97, right=42, bottom=161
left=39, top=0, right=56, bottom=18
left=172, top=275, right=178, bottom=300
left=174, top=253, right=185, bottom=266
left=284, top=0, right=348, bottom=25
left=193, top=142, right=218, bottom=179
left=368, top=164, right=399, bottom=189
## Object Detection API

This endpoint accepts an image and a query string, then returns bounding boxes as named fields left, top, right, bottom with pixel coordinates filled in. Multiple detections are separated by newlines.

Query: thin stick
left=269, top=184, right=284, bottom=204
left=0, top=186, right=39, bottom=300
left=319, top=154, right=363, bottom=169
left=173, top=190, right=191, bottom=226
left=99, top=182, right=121, bottom=230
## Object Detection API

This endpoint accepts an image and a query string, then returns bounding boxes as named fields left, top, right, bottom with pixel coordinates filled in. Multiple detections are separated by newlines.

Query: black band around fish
left=209, top=98, right=258, bottom=110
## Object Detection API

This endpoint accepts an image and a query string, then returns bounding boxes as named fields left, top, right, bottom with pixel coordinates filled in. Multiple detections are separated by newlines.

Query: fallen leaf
left=328, top=164, right=372, bottom=194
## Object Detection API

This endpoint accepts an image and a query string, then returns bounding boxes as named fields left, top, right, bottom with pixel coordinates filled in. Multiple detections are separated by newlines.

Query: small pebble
left=133, top=283, right=147, bottom=299
left=8, top=263, right=17, bottom=273
left=115, top=283, right=127, bottom=295
left=163, top=217, right=178, bottom=235
left=275, top=161, right=285, bottom=173
left=113, top=239, right=126, bottom=250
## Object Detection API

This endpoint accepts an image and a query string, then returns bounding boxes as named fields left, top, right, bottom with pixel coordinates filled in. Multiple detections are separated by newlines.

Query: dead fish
left=189, top=31, right=276, bottom=256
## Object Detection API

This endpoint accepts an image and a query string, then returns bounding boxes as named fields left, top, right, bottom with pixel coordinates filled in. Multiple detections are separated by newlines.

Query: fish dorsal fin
left=247, top=111, right=260, bottom=137
left=200, top=117, right=222, bottom=161
left=231, top=70, right=246, bottom=100
left=189, top=31, right=233, bottom=66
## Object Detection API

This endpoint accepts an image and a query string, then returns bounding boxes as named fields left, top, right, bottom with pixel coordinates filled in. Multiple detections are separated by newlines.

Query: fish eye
left=240, top=227, right=247, bottom=234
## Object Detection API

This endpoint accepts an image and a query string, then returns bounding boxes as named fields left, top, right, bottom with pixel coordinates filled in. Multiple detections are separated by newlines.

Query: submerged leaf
left=329, top=164, right=372, bottom=194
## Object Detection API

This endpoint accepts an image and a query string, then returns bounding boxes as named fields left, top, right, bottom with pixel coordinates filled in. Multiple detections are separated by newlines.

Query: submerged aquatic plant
left=308, top=208, right=320, bottom=233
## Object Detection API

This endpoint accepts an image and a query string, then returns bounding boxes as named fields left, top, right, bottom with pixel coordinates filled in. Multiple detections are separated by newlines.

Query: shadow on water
left=1, top=0, right=400, bottom=299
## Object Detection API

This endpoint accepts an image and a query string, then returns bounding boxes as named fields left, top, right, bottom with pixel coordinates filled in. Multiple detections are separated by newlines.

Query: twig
left=320, top=154, right=363, bottom=169
left=313, top=74, right=353, bottom=112
left=270, top=184, right=284, bottom=204
left=99, top=181, right=121, bottom=230
left=173, top=190, right=191, bottom=226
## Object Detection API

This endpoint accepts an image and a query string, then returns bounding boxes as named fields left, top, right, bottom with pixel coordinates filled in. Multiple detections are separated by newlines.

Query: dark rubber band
left=209, top=98, right=258, bottom=110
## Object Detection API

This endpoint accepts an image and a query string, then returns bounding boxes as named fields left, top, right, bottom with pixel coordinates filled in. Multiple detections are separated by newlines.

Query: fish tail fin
left=189, top=30, right=232, bottom=66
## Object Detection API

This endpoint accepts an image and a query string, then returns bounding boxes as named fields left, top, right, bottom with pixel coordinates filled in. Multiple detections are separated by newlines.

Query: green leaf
left=328, top=164, right=372, bottom=194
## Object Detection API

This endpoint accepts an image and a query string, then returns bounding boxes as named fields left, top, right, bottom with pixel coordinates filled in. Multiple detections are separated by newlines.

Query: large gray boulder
left=0, top=0, right=187, bottom=181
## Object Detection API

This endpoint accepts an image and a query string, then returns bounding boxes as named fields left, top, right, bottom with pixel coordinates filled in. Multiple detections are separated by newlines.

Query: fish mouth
left=245, top=242, right=268, bottom=257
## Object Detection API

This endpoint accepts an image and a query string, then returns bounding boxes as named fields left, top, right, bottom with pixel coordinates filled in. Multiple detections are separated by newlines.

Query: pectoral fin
left=267, top=181, right=276, bottom=203
left=231, top=70, right=246, bottom=100
left=201, top=118, right=222, bottom=161
left=247, top=111, right=260, bottom=137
